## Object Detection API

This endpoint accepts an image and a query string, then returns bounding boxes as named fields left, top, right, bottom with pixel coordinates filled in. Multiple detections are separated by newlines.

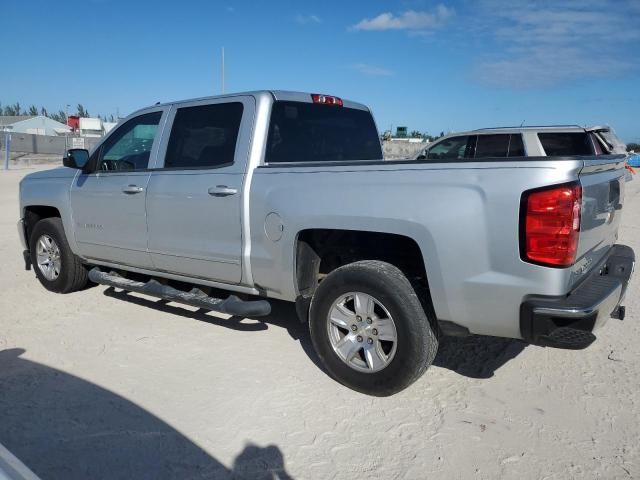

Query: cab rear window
left=266, top=101, right=382, bottom=163
left=538, top=132, right=593, bottom=156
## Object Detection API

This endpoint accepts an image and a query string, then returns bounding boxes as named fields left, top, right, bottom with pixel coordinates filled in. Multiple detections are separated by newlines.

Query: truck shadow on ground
left=0, top=348, right=293, bottom=480
left=103, top=288, right=526, bottom=380
left=102, top=287, right=324, bottom=373
left=434, top=335, right=527, bottom=379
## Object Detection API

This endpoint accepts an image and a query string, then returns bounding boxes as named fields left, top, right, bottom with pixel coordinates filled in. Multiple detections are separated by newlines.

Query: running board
left=88, top=268, right=271, bottom=317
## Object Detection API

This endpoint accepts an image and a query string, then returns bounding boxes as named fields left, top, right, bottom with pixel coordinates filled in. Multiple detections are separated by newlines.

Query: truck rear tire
left=29, top=217, right=89, bottom=293
left=309, top=260, right=438, bottom=396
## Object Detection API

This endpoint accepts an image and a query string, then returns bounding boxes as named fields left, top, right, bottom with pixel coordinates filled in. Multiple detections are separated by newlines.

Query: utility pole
left=3, top=133, right=10, bottom=170
left=221, top=47, right=225, bottom=94
left=65, top=104, right=70, bottom=153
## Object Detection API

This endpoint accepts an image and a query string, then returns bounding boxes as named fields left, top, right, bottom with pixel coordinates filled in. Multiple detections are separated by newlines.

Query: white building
left=0, top=115, right=70, bottom=136
left=79, top=117, right=104, bottom=138
left=389, top=137, right=428, bottom=144
left=103, top=122, right=117, bottom=134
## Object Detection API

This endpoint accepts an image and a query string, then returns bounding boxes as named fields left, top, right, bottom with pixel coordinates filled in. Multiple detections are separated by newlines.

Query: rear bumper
left=520, top=244, right=635, bottom=349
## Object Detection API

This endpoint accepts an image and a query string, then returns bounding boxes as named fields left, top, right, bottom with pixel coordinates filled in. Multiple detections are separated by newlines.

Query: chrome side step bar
left=88, top=268, right=271, bottom=317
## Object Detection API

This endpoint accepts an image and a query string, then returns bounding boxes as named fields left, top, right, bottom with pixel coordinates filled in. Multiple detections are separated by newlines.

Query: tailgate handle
left=208, top=186, right=238, bottom=197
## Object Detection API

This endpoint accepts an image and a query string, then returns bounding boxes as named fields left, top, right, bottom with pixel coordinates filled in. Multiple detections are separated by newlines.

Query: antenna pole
left=221, top=47, right=225, bottom=94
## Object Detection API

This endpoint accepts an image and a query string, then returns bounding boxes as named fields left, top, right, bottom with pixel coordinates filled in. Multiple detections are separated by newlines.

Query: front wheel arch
left=23, top=205, right=62, bottom=249
left=29, top=217, right=89, bottom=293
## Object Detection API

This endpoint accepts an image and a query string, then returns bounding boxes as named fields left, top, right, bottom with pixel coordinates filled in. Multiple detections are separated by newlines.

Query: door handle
left=122, top=185, right=144, bottom=194
left=208, top=185, right=238, bottom=197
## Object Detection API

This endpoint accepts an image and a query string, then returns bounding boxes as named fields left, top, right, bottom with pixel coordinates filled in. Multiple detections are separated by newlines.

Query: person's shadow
left=0, top=348, right=293, bottom=480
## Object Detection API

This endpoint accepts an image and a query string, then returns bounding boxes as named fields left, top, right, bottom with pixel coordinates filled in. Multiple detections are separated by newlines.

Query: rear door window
left=507, top=134, right=525, bottom=157
left=538, top=132, right=593, bottom=156
left=426, top=136, right=472, bottom=160
left=475, top=134, right=509, bottom=158
left=164, top=102, right=243, bottom=169
left=266, top=101, right=381, bottom=163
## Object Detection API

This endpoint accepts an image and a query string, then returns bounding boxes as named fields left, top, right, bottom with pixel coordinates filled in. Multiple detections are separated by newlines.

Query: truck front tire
left=29, top=217, right=89, bottom=293
left=309, top=260, right=439, bottom=396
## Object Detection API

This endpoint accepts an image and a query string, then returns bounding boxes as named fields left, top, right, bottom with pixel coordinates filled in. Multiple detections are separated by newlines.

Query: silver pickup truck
left=18, top=91, right=635, bottom=396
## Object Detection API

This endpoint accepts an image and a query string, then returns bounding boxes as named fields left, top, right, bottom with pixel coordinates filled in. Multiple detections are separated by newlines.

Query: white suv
left=416, top=125, right=625, bottom=160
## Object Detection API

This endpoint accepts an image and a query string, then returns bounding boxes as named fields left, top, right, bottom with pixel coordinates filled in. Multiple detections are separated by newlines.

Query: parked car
left=414, top=125, right=626, bottom=160
left=18, top=91, right=635, bottom=395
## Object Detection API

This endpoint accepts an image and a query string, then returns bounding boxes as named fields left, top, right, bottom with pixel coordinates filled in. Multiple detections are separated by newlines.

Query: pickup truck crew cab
left=18, top=91, right=635, bottom=396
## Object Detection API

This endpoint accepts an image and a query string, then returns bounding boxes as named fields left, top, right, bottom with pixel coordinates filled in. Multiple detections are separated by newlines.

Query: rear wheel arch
left=294, top=228, right=435, bottom=322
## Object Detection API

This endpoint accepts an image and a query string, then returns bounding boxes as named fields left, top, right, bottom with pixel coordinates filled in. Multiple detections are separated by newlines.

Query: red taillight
left=522, top=182, right=582, bottom=267
left=311, top=94, right=343, bottom=106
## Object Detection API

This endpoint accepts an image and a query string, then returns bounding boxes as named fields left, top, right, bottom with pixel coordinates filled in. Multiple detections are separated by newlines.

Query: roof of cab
left=135, top=90, right=369, bottom=114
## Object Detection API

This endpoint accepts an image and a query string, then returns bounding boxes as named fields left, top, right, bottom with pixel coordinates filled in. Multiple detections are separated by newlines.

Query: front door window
left=426, top=136, right=472, bottom=160
left=97, top=112, right=162, bottom=171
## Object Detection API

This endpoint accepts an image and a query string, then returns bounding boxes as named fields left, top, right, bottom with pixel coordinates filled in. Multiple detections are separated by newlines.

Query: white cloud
left=475, top=47, right=632, bottom=88
left=473, top=0, right=640, bottom=88
left=351, top=63, right=394, bottom=76
left=351, top=5, right=453, bottom=32
left=296, top=14, right=321, bottom=25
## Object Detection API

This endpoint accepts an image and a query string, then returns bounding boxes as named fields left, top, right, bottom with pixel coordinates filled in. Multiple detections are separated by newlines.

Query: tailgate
left=576, top=155, right=627, bottom=273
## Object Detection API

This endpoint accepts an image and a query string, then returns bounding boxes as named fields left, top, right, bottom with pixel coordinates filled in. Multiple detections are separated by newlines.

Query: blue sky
left=2, top=0, right=639, bottom=141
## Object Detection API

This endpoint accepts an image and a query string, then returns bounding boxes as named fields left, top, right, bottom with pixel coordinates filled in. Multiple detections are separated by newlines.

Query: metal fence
left=1, top=132, right=102, bottom=169
left=1, top=132, right=101, bottom=156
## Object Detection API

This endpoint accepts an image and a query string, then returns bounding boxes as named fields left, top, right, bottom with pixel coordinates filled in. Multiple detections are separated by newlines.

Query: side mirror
left=63, top=149, right=90, bottom=170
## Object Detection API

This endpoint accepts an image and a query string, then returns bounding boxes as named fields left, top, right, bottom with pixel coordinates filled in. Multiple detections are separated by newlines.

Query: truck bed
left=249, top=155, right=627, bottom=339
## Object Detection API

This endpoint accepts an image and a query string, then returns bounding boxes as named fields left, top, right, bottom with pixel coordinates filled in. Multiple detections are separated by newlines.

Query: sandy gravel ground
left=0, top=166, right=638, bottom=480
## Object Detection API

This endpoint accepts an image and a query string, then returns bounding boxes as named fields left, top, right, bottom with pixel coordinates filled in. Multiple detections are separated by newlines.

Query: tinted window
left=590, top=132, right=613, bottom=155
left=591, top=133, right=604, bottom=155
left=475, top=134, right=509, bottom=158
left=98, top=112, right=162, bottom=171
left=538, top=132, right=592, bottom=156
left=164, top=103, right=243, bottom=169
left=508, top=134, right=525, bottom=157
left=596, top=129, right=623, bottom=153
left=426, top=136, right=471, bottom=160
left=266, top=101, right=381, bottom=163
